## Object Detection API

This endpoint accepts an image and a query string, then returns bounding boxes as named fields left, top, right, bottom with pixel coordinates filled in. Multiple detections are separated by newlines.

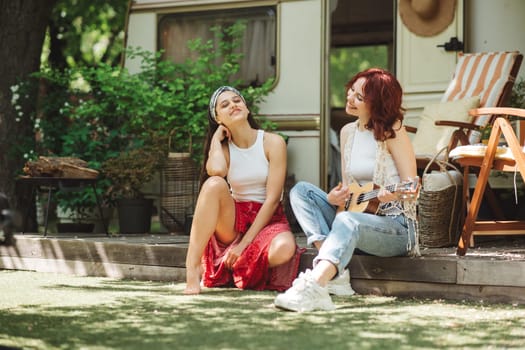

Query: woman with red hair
left=274, top=68, right=419, bottom=312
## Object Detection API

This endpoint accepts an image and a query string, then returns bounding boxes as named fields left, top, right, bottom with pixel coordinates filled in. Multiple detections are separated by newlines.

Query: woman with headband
left=183, top=86, right=303, bottom=295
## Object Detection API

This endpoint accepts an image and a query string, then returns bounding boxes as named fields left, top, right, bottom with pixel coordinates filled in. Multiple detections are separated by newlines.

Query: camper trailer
left=125, top=0, right=525, bottom=191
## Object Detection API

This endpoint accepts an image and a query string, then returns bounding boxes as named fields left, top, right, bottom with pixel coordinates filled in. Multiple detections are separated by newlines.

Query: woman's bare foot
left=183, top=284, right=200, bottom=295
left=183, top=266, right=202, bottom=295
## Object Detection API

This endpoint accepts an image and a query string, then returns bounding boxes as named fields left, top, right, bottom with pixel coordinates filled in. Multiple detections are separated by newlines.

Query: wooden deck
left=2, top=232, right=525, bottom=305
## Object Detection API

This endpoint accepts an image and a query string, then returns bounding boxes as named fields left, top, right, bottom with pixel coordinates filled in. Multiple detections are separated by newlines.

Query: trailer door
left=395, top=0, right=464, bottom=126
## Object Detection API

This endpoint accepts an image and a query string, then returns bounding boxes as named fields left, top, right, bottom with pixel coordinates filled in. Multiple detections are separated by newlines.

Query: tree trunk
left=0, top=0, right=57, bottom=229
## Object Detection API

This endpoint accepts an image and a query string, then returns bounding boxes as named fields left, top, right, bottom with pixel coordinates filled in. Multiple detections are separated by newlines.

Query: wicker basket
left=160, top=152, right=199, bottom=233
left=160, top=130, right=200, bottom=233
left=418, top=148, right=464, bottom=247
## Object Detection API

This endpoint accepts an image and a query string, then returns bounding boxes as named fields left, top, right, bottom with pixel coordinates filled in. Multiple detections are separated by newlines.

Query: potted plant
left=101, top=140, right=167, bottom=234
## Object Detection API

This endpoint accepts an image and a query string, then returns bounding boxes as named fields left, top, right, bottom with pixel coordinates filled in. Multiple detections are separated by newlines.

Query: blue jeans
left=290, top=181, right=414, bottom=275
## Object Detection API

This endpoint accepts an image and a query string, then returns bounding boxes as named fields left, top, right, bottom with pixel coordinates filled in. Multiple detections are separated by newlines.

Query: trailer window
left=158, top=6, right=276, bottom=87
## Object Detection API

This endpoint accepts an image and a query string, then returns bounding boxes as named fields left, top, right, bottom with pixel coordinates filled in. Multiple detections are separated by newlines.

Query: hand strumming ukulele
left=337, top=177, right=419, bottom=214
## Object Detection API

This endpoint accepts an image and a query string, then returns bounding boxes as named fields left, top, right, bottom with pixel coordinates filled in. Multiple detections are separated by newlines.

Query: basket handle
left=421, top=146, right=463, bottom=242
left=423, top=146, right=462, bottom=176
left=168, top=128, right=192, bottom=154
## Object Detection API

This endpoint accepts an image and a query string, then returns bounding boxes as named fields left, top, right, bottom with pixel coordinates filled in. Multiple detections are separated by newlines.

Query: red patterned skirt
left=202, top=201, right=304, bottom=292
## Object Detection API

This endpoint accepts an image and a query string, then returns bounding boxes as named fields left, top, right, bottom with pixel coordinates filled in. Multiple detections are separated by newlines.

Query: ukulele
left=337, top=177, right=419, bottom=214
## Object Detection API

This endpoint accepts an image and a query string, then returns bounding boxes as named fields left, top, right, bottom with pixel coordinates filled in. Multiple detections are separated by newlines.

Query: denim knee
left=314, top=213, right=359, bottom=272
left=290, top=181, right=334, bottom=246
left=290, top=181, right=312, bottom=201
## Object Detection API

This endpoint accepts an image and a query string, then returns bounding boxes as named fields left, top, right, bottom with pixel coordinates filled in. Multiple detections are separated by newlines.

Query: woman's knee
left=333, top=212, right=358, bottom=229
left=268, top=232, right=296, bottom=266
left=331, top=213, right=360, bottom=240
left=200, top=176, right=229, bottom=195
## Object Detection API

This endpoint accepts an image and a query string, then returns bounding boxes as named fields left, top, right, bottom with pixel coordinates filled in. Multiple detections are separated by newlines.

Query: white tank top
left=227, top=129, right=268, bottom=202
left=348, top=127, right=377, bottom=185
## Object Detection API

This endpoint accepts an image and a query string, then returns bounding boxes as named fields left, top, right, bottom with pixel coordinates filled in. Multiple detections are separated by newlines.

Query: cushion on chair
left=449, top=144, right=525, bottom=161
left=449, top=144, right=508, bottom=158
left=412, top=96, right=480, bottom=157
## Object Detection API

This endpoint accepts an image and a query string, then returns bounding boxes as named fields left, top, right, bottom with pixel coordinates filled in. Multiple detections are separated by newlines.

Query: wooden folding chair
left=410, top=51, right=523, bottom=221
left=411, top=51, right=523, bottom=171
left=450, top=107, right=525, bottom=256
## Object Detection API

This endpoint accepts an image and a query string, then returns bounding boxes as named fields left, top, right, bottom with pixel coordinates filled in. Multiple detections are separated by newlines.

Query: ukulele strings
left=356, top=184, right=398, bottom=204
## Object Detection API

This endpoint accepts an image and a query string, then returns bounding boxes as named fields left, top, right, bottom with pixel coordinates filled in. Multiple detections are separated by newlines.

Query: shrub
left=13, top=21, right=275, bottom=212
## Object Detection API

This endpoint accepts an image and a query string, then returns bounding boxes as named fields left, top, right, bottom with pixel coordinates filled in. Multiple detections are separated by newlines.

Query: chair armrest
left=469, top=107, right=525, bottom=120
left=434, top=120, right=480, bottom=130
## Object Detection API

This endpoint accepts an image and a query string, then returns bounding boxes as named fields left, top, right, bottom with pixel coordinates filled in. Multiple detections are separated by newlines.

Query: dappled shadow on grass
left=1, top=277, right=525, bottom=349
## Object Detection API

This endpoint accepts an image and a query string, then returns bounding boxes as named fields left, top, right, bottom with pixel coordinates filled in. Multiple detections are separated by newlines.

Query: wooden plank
left=5, top=234, right=525, bottom=301
left=350, top=255, right=457, bottom=283
left=457, top=259, right=525, bottom=287
left=351, top=279, right=525, bottom=305
left=299, top=250, right=458, bottom=283
left=0, top=256, right=186, bottom=282
left=0, top=236, right=187, bottom=267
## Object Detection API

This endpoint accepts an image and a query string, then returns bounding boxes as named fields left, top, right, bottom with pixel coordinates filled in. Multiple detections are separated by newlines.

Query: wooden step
left=2, top=234, right=525, bottom=304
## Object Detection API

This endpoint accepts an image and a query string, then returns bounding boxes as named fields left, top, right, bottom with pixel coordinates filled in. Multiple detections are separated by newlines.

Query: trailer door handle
left=437, top=37, right=464, bottom=52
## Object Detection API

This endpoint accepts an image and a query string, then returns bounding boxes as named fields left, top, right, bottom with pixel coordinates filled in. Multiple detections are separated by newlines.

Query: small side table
left=17, top=177, right=108, bottom=236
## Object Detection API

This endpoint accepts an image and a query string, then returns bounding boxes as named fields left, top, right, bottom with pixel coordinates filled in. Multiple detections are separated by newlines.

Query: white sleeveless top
left=348, top=127, right=377, bottom=185
left=343, top=121, right=402, bottom=216
left=227, top=129, right=268, bottom=202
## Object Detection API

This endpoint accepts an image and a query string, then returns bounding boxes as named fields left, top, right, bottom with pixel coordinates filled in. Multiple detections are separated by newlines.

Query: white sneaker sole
left=327, top=284, right=356, bottom=297
left=273, top=294, right=335, bottom=312
left=274, top=297, right=336, bottom=312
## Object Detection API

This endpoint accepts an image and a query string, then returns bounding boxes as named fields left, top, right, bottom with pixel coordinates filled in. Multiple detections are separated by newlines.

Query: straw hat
left=399, top=0, right=457, bottom=37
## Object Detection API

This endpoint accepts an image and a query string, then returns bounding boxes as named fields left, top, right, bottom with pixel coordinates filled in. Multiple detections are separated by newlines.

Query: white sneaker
left=327, top=269, right=355, bottom=296
left=274, top=269, right=335, bottom=312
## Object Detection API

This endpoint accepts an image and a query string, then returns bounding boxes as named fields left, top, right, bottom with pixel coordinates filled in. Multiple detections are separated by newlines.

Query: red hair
left=345, top=68, right=405, bottom=141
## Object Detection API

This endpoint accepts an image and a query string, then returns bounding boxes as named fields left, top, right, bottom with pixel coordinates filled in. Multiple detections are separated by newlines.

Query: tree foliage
left=13, top=22, right=274, bottom=211
left=0, top=0, right=131, bottom=223
left=47, top=0, right=129, bottom=69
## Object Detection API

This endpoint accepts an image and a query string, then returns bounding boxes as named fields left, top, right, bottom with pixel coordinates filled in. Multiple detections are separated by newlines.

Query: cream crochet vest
left=343, top=121, right=420, bottom=256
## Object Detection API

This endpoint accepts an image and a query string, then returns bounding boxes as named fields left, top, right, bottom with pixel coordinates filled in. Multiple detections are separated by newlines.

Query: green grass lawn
left=1, top=270, right=524, bottom=350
